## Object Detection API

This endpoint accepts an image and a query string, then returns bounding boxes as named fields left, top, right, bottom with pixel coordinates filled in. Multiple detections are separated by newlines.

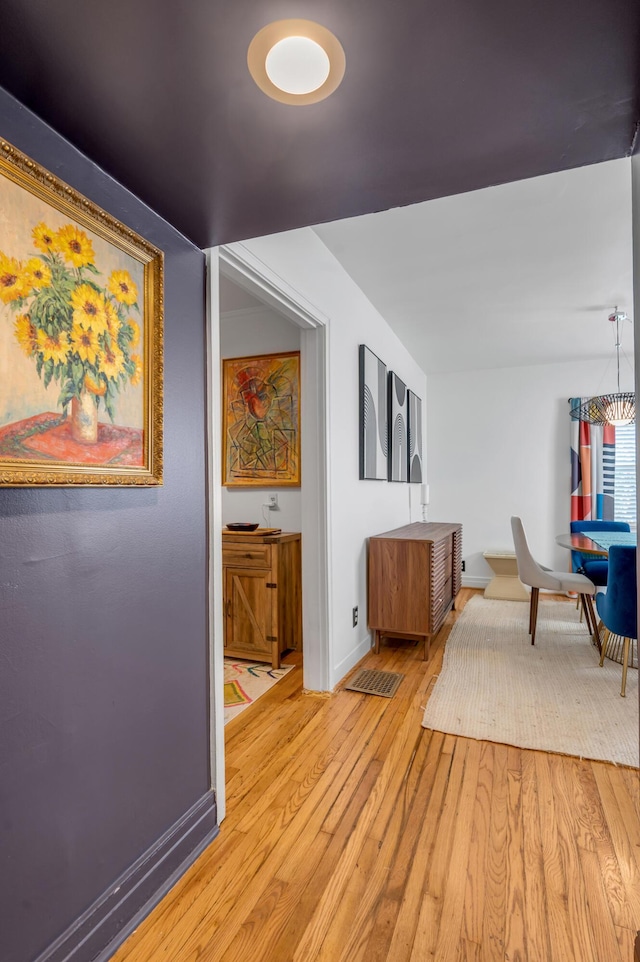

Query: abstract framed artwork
left=407, top=389, right=424, bottom=482
left=388, top=371, right=408, bottom=482
left=222, top=351, right=300, bottom=486
left=0, top=138, right=163, bottom=486
left=359, top=344, right=388, bottom=480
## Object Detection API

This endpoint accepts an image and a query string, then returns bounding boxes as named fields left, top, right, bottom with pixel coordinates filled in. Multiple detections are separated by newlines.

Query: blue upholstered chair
left=596, top=545, right=637, bottom=697
left=570, top=520, right=631, bottom=587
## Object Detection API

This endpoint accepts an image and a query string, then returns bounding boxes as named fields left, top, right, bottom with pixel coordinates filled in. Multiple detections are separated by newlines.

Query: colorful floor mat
left=224, top=659, right=295, bottom=723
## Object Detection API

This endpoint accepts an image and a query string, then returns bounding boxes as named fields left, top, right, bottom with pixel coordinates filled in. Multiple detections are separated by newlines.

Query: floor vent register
left=345, top=668, right=404, bottom=698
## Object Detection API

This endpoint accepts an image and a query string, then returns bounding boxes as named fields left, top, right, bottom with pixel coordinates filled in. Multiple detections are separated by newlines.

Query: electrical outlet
left=267, top=494, right=278, bottom=509
left=352, top=606, right=359, bottom=627
left=461, top=560, right=466, bottom=572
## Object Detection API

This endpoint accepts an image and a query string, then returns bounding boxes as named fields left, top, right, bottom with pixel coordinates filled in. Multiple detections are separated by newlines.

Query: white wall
left=225, top=229, right=427, bottom=687
left=220, top=306, right=302, bottom=532
left=427, top=357, right=621, bottom=584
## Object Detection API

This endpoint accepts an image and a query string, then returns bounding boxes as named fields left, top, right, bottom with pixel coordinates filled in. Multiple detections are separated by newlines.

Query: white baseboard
left=462, top=576, right=490, bottom=589
left=331, top=633, right=374, bottom=689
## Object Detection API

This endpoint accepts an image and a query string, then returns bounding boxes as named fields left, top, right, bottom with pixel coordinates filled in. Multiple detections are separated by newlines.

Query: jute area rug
left=422, top=595, right=639, bottom=768
left=224, top=659, right=294, bottom=724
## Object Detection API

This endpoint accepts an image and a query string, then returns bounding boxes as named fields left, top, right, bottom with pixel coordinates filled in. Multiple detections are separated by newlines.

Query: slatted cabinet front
left=368, top=521, right=463, bottom=659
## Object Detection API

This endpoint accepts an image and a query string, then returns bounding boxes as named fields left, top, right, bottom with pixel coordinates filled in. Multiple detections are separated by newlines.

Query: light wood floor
left=113, top=589, right=640, bottom=962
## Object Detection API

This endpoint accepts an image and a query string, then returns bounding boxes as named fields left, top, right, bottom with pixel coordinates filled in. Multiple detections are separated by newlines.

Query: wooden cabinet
left=368, top=522, right=462, bottom=659
left=222, top=531, right=302, bottom=668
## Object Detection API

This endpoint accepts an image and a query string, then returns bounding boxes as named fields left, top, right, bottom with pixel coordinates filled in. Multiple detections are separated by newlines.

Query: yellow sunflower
left=32, top=222, right=58, bottom=253
left=0, top=253, right=28, bottom=303
left=104, top=300, right=121, bottom=338
left=37, top=328, right=71, bottom=365
left=23, top=257, right=52, bottom=291
left=108, top=269, right=138, bottom=306
left=129, top=353, right=143, bottom=386
left=70, top=322, right=101, bottom=366
left=70, top=284, right=108, bottom=333
left=84, top=372, right=107, bottom=396
left=57, top=224, right=95, bottom=268
left=100, top=342, right=126, bottom=381
left=14, top=314, right=38, bottom=356
left=126, top=318, right=140, bottom=348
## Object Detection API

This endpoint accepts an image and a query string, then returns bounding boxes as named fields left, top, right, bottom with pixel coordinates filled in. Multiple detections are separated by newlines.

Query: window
left=614, top=424, right=636, bottom=526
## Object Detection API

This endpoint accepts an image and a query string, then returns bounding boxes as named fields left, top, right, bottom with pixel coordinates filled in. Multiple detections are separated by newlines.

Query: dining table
left=555, top=530, right=637, bottom=555
left=555, top=530, right=637, bottom=665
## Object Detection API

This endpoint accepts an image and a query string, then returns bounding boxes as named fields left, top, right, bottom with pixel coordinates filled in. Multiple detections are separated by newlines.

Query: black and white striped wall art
left=359, top=345, right=388, bottom=480
left=388, top=371, right=408, bottom=482
left=407, top=389, right=423, bottom=483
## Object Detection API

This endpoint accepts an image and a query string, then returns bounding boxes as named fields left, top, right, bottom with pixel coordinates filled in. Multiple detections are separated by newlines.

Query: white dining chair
left=510, top=517, right=599, bottom=648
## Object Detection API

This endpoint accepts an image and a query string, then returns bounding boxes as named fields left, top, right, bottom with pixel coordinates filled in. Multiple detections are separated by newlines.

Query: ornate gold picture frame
left=222, top=351, right=301, bottom=487
left=0, top=138, right=163, bottom=486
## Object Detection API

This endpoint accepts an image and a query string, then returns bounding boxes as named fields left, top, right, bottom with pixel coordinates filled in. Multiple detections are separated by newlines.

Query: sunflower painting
left=0, top=139, right=163, bottom=485
left=222, top=352, right=300, bottom=486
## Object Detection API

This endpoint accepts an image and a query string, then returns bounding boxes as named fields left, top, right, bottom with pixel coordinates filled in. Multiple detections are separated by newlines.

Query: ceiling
left=219, top=275, right=266, bottom=314
left=0, top=0, right=638, bottom=249
left=218, top=157, right=634, bottom=378
left=314, top=158, right=635, bottom=374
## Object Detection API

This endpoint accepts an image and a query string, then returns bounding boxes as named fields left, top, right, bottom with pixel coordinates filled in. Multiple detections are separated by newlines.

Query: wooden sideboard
left=368, top=521, right=462, bottom=659
left=222, top=530, right=302, bottom=669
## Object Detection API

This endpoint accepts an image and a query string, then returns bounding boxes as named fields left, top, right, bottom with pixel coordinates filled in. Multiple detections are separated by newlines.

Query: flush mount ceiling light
left=248, top=19, right=345, bottom=105
left=571, top=308, right=635, bottom=427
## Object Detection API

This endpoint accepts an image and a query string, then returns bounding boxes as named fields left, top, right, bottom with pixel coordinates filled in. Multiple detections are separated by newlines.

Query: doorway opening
left=220, top=272, right=304, bottom=724
left=206, top=243, right=330, bottom=820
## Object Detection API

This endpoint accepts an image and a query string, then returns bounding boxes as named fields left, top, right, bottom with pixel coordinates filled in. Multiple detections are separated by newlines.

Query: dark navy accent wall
left=0, top=88, right=213, bottom=962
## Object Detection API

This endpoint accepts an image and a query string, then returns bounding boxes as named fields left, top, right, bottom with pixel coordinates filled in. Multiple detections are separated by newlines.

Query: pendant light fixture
left=571, top=308, right=635, bottom=427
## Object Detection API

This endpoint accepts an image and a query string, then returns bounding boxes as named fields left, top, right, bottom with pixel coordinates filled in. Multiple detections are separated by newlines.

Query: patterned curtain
left=570, top=397, right=615, bottom=521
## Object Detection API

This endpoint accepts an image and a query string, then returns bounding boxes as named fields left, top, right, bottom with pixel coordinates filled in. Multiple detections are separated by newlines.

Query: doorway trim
left=205, top=242, right=332, bottom=820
